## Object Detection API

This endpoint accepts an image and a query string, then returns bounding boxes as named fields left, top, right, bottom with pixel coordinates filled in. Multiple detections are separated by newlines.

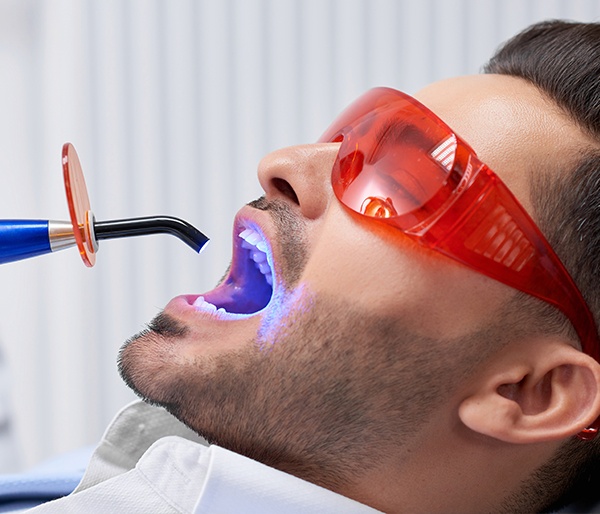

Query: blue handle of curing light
left=0, top=220, right=51, bottom=264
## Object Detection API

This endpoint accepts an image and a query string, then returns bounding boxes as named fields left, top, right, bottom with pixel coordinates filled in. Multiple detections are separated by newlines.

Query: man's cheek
left=256, top=284, right=314, bottom=349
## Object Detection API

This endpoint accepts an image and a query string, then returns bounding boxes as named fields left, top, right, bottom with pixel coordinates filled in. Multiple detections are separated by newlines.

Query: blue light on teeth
left=239, top=227, right=274, bottom=287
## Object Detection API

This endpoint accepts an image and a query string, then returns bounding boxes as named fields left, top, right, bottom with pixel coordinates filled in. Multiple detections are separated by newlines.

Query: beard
left=118, top=286, right=494, bottom=492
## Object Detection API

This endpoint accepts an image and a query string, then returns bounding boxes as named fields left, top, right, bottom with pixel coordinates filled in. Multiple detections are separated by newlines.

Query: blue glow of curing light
left=256, top=284, right=314, bottom=350
left=196, top=224, right=275, bottom=318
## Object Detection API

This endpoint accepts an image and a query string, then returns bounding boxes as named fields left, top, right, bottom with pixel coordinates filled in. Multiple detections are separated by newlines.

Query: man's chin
left=117, top=312, right=188, bottom=405
left=116, top=311, right=260, bottom=430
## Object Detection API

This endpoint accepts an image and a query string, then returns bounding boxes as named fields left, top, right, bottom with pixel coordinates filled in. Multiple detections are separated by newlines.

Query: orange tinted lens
left=329, top=92, right=467, bottom=230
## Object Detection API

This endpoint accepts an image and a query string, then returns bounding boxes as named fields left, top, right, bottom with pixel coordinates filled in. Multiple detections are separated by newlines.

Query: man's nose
left=257, top=143, right=341, bottom=220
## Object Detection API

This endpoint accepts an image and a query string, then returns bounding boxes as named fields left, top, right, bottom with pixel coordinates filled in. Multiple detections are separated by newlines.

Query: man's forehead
left=413, top=74, right=594, bottom=212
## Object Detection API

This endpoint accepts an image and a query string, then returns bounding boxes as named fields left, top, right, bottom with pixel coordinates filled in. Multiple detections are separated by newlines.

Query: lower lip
left=164, top=295, right=208, bottom=317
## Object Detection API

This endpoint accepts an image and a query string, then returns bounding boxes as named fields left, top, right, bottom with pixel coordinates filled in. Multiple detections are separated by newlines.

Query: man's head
left=118, top=20, right=600, bottom=513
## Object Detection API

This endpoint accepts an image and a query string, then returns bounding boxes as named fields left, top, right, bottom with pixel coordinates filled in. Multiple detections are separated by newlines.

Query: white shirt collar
left=195, top=444, right=380, bottom=513
left=72, top=400, right=381, bottom=514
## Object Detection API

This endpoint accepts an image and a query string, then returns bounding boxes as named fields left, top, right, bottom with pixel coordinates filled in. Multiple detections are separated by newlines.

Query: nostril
left=272, top=177, right=299, bottom=205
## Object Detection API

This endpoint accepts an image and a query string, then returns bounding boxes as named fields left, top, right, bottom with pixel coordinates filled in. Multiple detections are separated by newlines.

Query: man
left=12, top=19, right=600, bottom=513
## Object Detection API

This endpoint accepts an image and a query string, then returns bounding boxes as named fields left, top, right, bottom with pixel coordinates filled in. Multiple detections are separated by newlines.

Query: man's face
left=118, top=74, right=592, bottom=489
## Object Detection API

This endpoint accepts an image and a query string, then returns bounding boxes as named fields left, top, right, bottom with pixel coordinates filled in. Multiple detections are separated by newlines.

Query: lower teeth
left=193, top=296, right=216, bottom=311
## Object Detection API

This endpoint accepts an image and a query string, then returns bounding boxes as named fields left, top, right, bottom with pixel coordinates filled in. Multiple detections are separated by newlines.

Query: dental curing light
left=0, top=143, right=209, bottom=266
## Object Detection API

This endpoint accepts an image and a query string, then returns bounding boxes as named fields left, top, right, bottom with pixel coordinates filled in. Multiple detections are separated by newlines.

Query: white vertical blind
left=0, top=0, right=598, bottom=469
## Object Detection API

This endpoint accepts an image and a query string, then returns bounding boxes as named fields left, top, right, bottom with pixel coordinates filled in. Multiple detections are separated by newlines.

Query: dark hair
left=484, top=20, right=600, bottom=511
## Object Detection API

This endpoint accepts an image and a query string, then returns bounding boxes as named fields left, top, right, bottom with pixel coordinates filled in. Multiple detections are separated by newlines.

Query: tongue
left=201, top=257, right=273, bottom=315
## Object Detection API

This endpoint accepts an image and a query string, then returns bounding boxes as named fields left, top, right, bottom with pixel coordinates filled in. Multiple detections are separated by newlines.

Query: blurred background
left=0, top=0, right=599, bottom=470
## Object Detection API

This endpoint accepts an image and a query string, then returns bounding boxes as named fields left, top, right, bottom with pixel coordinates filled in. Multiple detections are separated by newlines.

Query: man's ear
left=458, top=338, right=600, bottom=443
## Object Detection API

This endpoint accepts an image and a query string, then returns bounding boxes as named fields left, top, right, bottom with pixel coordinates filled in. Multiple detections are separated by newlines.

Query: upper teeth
left=239, top=228, right=273, bottom=286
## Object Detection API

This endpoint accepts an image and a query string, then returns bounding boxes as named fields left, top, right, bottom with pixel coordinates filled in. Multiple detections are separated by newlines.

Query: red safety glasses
left=319, top=87, right=600, bottom=438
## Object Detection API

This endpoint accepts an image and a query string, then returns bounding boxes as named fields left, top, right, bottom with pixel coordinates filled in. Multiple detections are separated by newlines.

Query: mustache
left=246, top=196, right=304, bottom=237
left=247, top=195, right=270, bottom=211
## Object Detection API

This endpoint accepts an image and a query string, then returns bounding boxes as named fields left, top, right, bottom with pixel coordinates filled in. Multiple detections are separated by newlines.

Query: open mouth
left=192, top=226, right=274, bottom=317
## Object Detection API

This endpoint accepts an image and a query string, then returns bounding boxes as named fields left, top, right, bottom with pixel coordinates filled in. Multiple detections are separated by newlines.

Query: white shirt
left=27, top=401, right=381, bottom=513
